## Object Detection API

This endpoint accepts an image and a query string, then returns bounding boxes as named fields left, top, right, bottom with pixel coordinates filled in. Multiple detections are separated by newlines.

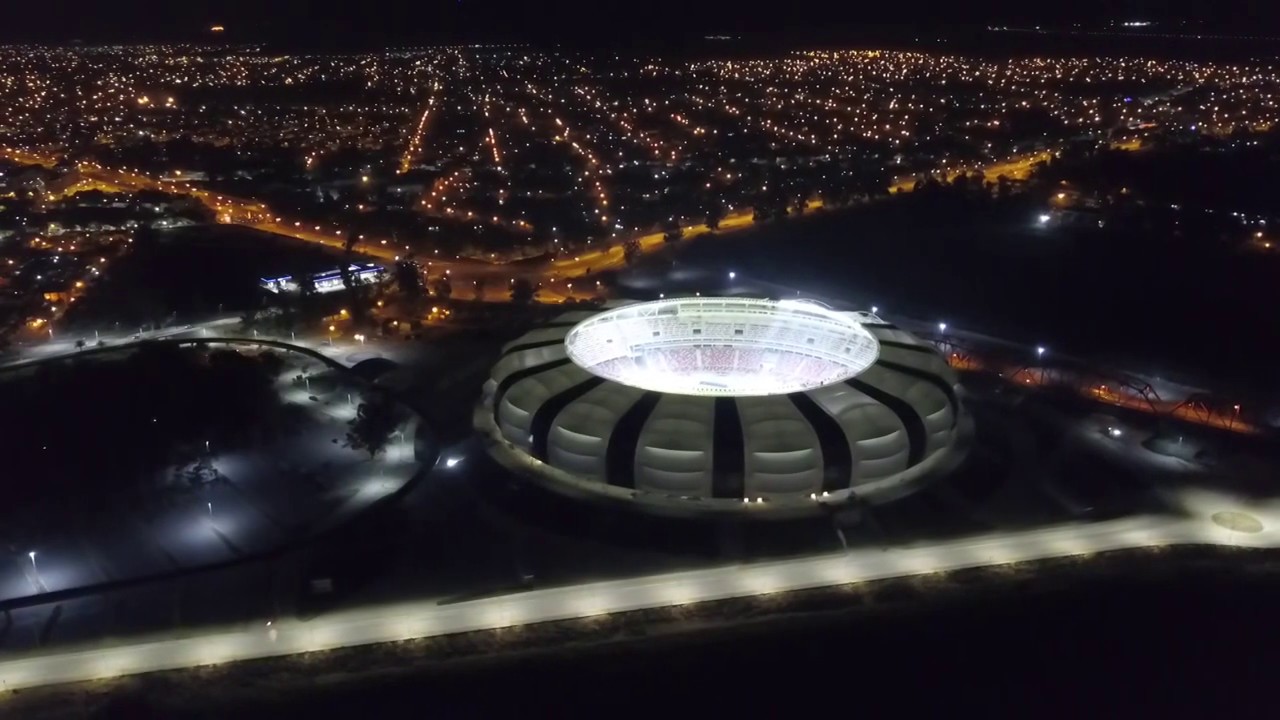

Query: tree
left=264, top=285, right=298, bottom=335
left=133, top=188, right=173, bottom=209
left=74, top=339, right=86, bottom=351
left=393, top=261, right=423, bottom=298
left=431, top=276, right=452, bottom=301
left=172, top=198, right=216, bottom=224
left=510, top=277, right=536, bottom=305
left=339, top=231, right=372, bottom=323
left=296, top=271, right=317, bottom=298
left=622, top=237, right=641, bottom=264
left=662, top=217, right=683, bottom=242
left=291, top=270, right=323, bottom=326
left=705, top=204, right=724, bottom=230
left=346, top=392, right=399, bottom=459
left=996, top=174, right=1013, bottom=199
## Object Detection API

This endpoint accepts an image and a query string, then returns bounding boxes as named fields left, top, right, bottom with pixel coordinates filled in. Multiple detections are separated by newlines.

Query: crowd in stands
left=587, top=343, right=850, bottom=392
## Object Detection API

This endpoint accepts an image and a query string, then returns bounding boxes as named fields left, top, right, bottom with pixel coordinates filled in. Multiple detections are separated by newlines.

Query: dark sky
left=3, top=0, right=1274, bottom=45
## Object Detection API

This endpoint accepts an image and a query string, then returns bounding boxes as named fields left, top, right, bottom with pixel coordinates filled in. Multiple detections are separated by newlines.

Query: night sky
left=4, top=0, right=1271, bottom=45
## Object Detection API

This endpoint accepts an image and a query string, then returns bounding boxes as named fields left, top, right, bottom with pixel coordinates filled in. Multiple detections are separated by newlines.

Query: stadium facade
left=478, top=297, right=971, bottom=518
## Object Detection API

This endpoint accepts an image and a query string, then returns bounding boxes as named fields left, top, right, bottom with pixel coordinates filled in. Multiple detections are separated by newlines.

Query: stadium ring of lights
left=477, top=297, right=972, bottom=518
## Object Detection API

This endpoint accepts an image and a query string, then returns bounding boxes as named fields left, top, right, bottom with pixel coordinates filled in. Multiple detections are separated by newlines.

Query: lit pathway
left=2, top=490, right=1276, bottom=691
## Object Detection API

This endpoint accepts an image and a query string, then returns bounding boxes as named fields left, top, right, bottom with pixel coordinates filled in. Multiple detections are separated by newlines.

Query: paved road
left=3, top=317, right=242, bottom=368
left=0, top=144, right=1061, bottom=307
left=1, top=496, right=1275, bottom=692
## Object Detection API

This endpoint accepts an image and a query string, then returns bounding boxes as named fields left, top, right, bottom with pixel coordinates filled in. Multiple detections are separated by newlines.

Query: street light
left=444, top=457, right=462, bottom=468
left=1036, top=346, right=1046, bottom=359
left=728, top=270, right=736, bottom=280
left=938, top=322, right=947, bottom=333
left=208, top=502, right=213, bottom=519
left=28, top=551, right=37, bottom=574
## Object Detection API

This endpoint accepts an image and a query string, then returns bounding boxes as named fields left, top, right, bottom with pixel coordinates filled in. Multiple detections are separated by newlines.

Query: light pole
left=328, top=325, right=336, bottom=346
left=1231, top=404, right=1241, bottom=430
left=938, top=322, right=947, bottom=334
left=28, top=551, right=37, bottom=575
left=1036, top=346, right=1046, bottom=360
left=207, top=502, right=213, bottom=520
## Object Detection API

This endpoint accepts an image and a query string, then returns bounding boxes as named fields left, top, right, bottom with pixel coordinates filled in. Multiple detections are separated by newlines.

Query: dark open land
left=645, top=192, right=1280, bottom=393
left=62, top=226, right=345, bottom=329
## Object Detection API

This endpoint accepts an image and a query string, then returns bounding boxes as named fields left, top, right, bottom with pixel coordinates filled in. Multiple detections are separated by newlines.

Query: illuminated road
left=0, top=144, right=1072, bottom=304
left=1, top=491, right=1275, bottom=692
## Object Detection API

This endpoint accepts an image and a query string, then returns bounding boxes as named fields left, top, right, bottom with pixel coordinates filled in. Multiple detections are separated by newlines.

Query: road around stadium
left=0, top=313, right=1276, bottom=694
left=0, top=501, right=1276, bottom=693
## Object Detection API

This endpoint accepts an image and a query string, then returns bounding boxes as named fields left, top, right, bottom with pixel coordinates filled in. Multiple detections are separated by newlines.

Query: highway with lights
left=1, top=494, right=1276, bottom=691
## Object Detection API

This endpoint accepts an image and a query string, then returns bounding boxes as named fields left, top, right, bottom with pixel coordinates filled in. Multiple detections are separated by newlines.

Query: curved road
left=1, top=497, right=1276, bottom=691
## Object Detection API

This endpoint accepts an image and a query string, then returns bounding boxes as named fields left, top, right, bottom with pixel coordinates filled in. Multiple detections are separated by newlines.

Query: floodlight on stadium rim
left=564, top=297, right=881, bottom=396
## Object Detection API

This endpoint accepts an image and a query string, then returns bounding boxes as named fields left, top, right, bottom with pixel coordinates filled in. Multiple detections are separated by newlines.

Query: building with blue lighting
left=260, top=263, right=385, bottom=294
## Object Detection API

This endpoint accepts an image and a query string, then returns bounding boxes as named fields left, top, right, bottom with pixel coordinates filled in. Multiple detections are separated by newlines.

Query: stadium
left=478, top=297, right=972, bottom=518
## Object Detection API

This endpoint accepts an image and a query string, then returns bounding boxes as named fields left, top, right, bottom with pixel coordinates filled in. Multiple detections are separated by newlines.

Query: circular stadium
left=478, top=297, right=972, bottom=518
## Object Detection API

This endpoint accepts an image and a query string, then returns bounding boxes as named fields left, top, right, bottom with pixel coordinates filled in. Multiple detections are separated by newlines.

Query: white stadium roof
left=564, top=297, right=881, bottom=396
left=478, top=298, right=971, bottom=518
